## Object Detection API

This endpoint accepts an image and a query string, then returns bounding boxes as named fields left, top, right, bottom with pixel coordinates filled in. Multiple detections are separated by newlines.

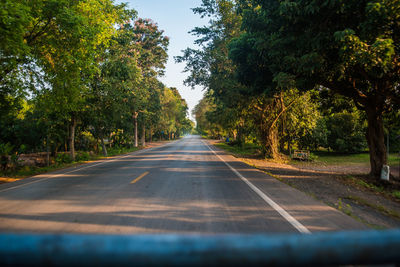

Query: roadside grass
left=307, top=151, right=399, bottom=166
left=337, top=198, right=353, bottom=216
left=0, top=146, right=141, bottom=181
left=392, top=191, right=400, bottom=200
left=337, top=197, right=387, bottom=229
left=345, top=195, right=400, bottom=220
left=1, top=163, right=82, bottom=180
left=342, top=174, right=400, bottom=203
left=214, top=141, right=399, bottom=166
left=105, top=146, right=140, bottom=157
left=348, top=175, right=385, bottom=192
left=214, top=142, right=260, bottom=157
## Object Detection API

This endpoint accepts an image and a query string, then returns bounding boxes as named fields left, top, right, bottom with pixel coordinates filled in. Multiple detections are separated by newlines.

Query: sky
left=116, top=0, right=207, bottom=120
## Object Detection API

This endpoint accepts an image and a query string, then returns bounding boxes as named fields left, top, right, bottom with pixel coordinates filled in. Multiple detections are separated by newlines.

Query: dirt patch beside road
left=209, top=140, right=400, bottom=229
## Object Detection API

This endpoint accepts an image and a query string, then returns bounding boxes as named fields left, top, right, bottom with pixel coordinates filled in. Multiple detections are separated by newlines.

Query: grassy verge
left=342, top=174, right=400, bottom=201
left=345, top=195, right=400, bottom=220
left=214, top=141, right=399, bottom=166
left=0, top=146, right=141, bottom=180
left=214, top=142, right=260, bottom=157
left=304, top=151, right=399, bottom=166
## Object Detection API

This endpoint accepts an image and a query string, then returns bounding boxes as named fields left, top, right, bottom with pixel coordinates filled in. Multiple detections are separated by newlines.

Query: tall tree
left=177, top=0, right=250, bottom=143
left=230, top=0, right=400, bottom=178
left=129, top=18, right=169, bottom=146
left=16, top=0, right=130, bottom=160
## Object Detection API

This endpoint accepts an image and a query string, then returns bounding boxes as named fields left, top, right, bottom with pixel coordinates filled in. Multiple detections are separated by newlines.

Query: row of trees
left=179, top=0, right=400, bottom=179
left=0, top=0, right=192, bottom=166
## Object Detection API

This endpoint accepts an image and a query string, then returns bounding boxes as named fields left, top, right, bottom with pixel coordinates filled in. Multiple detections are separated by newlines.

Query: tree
left=1, top=0, right=190, bottom=170
left=326, top=112, right=367, bottom=153
left=87, top=18, right=142, bottom=155
left=11, top=0, right=131, bottom=160
left=159, top=87, right=189, bottom=140
left=279, top=90, right=320, bottom=152
left=230, top=0, right=400, bottom=178
left=128, top=18, right=169, bottom=146
left=177, top=0, right=251, bottom=143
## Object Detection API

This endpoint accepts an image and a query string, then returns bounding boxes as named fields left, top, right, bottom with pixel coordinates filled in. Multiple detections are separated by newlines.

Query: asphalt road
left=0, top=135, right=366, bottom=234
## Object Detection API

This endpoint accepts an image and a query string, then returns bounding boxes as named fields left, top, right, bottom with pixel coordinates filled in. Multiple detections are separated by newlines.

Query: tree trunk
left=141, top=126, right=146, bottom=147
left=95, top=138, right=99, bottom=154
left=256, top=96, right=286, bottom=160
left=100, top=137, right=108, bottom=157
left=46, top=134, right=50, bottom=167
left=365, top=105, right=387, bottom=178
left=149, top=127, right=153, bottom=143
left=279, top=115, right=286, bottom=152
left=69, top=116, right=77, bottom=161
left=237, top=120, right=245, bottom=147
left=133, top=112, right=138, bottom=147
left=261, top=124, right=280, bottom=159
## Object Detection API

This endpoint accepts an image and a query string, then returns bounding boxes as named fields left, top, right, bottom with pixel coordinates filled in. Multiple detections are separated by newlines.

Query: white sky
left=116, top=0, right=207, bottom=120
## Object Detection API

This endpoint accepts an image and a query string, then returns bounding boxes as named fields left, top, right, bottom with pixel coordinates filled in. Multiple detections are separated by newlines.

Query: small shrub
left=76, top=152, right=90, bottom=162
left=18, top=144, right=27, bottom=154
left=55, top=153, right=73, bottom=165
left=338, top=198, right=353, bottom=216
left=228, top=140, right=243, bottom=146
left=309, top=153, right=319, bottom=161
left=0, top=143, right=13, bottom=170
left=20, top=166, right=32, bottom=174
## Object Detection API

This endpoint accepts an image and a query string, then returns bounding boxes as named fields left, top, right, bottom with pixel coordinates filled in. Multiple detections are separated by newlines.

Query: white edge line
left=0, top=141, right=177, bottom=193
left=202, top=140, right=311, bottom=234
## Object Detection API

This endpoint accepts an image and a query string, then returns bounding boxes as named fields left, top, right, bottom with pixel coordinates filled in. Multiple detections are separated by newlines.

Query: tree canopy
left=180, top=0, right=400, bottom=179
left=0, top=0, right=193, bottom=169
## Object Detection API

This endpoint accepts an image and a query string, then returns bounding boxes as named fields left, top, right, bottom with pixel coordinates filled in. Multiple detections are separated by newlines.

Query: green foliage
left=75, top=152, right=90, bottom=162
left=215, top=142, right=260, bottom=157
left=0, top=1, right=193, bottom=172
left=309, top=119, right=329, bottom=150
left=307, top=152, right=398, bottom=166
left=55, top=153, right=73, bottom=165
left=158, top=87, right=192, bottom=139
left=0, top=142, right=13, bottom=156
left=392, top=191, right=400, bottom=200
left=106, top=146, right=139, bottom=157
left=337, top=198, right=353, bottom=216
left=279, top=90, right=320, bottom=151
left=228, top=0, right=400, bottom=177
left=0, top=142, right=13, bottom=170
left=326, top=112, right=367, bottom=153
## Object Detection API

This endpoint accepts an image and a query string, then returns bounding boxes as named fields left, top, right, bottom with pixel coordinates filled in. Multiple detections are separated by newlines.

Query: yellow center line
left=130, top=171, right=149, bottom=184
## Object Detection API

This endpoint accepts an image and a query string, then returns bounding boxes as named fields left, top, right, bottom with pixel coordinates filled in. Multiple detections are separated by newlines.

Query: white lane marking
left=202, top=141, right=311, bottom=234
left=0, top=141, right=177, bottom=193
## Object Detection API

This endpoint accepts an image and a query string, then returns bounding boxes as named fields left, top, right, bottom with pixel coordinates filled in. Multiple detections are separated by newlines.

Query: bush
left=76, top=152, right=90, bottom=162
left=0, top=143, right=13, bottom=170
left=228, top=139, right=243, bottom=147
left=309, top=153, right=319, bottom=161
left=55, top=153, right=73, bottom=165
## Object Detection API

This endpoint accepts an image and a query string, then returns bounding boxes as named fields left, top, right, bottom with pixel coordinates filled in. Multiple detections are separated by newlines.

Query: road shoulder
left=206, top=139, right=400, bottom=230
left=203, top=139, right=367, bottom=232
left=0, top=140, right=178, bottom=187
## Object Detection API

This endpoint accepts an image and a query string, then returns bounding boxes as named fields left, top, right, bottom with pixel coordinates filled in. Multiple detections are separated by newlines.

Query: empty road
left=0, top=136, right=365, bottom=234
